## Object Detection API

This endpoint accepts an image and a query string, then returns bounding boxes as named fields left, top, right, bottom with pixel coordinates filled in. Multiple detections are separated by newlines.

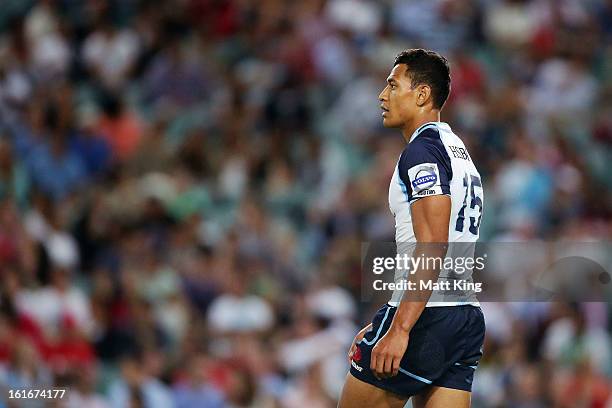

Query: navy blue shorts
left=350, top=304, right=485, bottom=397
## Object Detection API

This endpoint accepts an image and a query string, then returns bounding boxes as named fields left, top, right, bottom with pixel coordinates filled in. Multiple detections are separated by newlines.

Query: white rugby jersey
left=388, top=122, right=483, bottom=307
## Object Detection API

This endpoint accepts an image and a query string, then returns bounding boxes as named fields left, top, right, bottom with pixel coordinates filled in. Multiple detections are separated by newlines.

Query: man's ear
left=415, top=84, right=432, bottom=107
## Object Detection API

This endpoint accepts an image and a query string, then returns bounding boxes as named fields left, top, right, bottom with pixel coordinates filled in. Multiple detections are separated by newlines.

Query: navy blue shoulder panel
left=398, top=127, right=453, bottom=202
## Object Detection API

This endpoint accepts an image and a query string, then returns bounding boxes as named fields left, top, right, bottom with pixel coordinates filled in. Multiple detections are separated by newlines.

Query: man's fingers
left=371, top=351, right=401, bottom=379
left=371, top=350, right=383, bottom=379
left=381, top=355, right=391, bottom=378
left=376, top=356, right=385, bottom=380
left=382, top=354, right=394, bottom=377
left=385, top=354, right=400, bottom=378
left=391, top=356, right=401, bottom=377
left=371, top=350, right=379, bottom=378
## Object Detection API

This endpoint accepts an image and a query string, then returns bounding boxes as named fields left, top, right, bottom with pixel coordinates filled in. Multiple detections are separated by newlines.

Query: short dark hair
left=394, top=49, right=451, bottom=110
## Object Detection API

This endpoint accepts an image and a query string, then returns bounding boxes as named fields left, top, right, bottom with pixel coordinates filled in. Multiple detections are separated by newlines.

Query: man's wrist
left=389, top=321, right=412, bottom=336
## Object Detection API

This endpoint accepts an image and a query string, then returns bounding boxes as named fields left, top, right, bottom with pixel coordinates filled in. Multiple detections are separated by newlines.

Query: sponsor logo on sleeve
left=408, top=163, right=441, bottom=193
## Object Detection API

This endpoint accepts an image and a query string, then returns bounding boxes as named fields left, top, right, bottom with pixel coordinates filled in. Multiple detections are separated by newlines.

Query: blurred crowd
left=0, top=0, right=611, bottom=407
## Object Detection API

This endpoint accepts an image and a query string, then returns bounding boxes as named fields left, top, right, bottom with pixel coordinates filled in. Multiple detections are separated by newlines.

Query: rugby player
left=338, top=49, right=485, bottom=408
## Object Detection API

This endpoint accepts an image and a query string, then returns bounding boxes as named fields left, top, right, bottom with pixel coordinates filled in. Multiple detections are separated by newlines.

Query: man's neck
left=401, top=112, right=441, bottom=143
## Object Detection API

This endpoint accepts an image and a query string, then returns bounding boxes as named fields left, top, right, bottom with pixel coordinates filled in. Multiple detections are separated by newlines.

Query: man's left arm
left=370, top=194, right=451, bottom=379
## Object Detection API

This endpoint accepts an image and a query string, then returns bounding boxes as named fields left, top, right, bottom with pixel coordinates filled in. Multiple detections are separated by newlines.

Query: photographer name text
left=373, top=279, right=482, bottom=292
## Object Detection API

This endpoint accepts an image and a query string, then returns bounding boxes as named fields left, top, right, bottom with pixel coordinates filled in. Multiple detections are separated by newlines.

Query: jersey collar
left=408, top=121, right=450, bottom=143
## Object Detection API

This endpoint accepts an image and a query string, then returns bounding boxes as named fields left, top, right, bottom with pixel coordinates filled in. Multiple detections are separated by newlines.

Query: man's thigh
left=412, top=386, right=471, bottom=408
left=338, top=373, right=408, bottom=408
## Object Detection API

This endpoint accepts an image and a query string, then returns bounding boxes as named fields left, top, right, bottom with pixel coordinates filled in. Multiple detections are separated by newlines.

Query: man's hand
left=370, top=327, right=409, bottom=379
left=348, top=324, right=372, bottom=364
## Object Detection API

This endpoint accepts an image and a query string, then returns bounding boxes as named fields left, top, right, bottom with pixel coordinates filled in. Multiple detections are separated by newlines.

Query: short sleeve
left=398, top=128, right=453, bottom=203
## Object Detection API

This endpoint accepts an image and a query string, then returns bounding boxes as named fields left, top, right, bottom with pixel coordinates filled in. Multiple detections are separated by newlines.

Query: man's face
left=378, top=64, right=417, bottom=128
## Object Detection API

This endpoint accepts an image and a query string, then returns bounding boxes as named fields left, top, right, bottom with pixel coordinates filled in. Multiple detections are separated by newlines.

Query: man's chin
left=382, top=118, right=399, bottom=128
